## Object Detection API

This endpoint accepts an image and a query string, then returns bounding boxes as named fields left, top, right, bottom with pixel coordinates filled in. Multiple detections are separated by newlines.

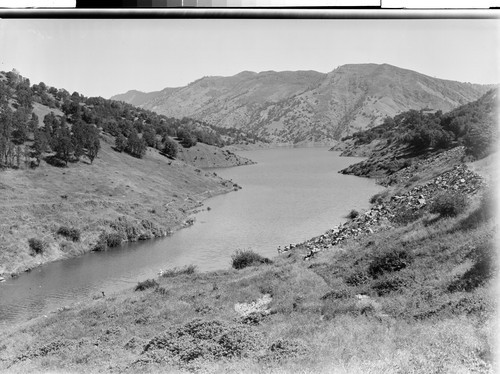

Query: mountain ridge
left=111, top=64, right=493, bottom=143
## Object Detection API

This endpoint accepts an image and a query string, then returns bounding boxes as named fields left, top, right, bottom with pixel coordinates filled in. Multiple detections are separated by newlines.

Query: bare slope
left=0, top=134, right=239, bottom=276
left=112, top=64, right=490, bottom=143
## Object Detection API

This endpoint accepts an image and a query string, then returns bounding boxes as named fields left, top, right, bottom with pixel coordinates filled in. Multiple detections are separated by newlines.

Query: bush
left=28, top=238, right=45, bottom=255
left=347, top=209, right=359, bottom=219
left=162, top=137, right=178, bottom=158
left=430, top=191, right=468, bottom=217
left=231, top=250, right=272, bottom=270
left=391, top=207, right=424, bottom=225
left=372, top=274, right=408, bottom=296
left=161, top=264, right=197, bottom=278
left=370, top=190, right=389, bottom=204
left=344, top=270, right=370, bottom=286
left=368, top=248, right=412, bottom=279
left=93, top=232, right=123, bottom=251
left=135, top=279, right=159, bottom=291
left=106, top=233, right=123, bottom=247
left=56, top=226, right=80, bottom=242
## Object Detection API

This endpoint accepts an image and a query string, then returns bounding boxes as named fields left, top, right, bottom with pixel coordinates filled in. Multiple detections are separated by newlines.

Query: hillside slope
left=335, top=89, right=498, bottom=179
left=0, top=134, right=240, bottom=276
left=0, top=137, right=495, bottom=374
left=112, top=64, right=491, bottom=143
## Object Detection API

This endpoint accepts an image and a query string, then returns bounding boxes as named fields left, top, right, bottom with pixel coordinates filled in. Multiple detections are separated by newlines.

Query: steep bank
left=0, top=134, right=241, bottom=277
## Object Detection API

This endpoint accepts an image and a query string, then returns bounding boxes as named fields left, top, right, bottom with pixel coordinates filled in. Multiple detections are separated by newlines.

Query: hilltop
left=112, top=64, right=491, bottom=144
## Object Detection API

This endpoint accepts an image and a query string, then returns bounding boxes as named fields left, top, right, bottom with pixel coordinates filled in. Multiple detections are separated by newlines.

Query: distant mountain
left=111, top=64, right=492, bottom=143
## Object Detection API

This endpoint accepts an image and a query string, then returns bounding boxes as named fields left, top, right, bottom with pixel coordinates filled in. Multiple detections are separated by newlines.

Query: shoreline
left=0, top=184, right=238, bottom=280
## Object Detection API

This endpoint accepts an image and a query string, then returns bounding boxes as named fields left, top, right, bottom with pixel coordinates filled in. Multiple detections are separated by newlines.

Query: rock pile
left=279, top=160, right=485, bottom=261
left=379, top=146, right=466, bottom=187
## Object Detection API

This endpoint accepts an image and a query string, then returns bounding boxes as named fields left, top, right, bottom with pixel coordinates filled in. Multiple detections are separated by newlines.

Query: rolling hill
left=112, top=64, right=492, bottom=144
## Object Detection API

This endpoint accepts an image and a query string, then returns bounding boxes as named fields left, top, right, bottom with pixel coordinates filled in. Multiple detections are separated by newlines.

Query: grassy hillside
left=0, top=133, right=239, bottom=276
left=336, top=89, right=498, bottom=179
left=0, top=137, right=496, bottom=373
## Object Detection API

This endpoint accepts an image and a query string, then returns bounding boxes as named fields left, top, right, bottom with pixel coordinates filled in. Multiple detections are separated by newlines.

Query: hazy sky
left=0, top=18, right=498, bottom=98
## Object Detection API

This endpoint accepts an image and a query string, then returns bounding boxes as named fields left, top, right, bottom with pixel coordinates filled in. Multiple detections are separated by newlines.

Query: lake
left=0, top=147, right=383, bottom=327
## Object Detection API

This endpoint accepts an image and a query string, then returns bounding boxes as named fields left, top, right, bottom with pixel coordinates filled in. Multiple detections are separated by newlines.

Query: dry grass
left=0, top=150, right=496, bottom=373
left=0, top=134, right=237, bottom=276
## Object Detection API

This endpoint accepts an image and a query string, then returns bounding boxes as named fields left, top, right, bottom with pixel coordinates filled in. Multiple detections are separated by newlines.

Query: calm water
left=0, top=148, right=383, bottom=327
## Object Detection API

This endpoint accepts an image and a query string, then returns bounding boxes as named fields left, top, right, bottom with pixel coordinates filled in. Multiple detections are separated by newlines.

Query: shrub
left=368, top=248, right=412, bottom=279
left=106, top=233, right=123, bottom=247
left=320, top=288, right=353, bottom=300
left=391, top=207, right=424, bottom=225
left=28, top=238, right=45, bottom=255
left=162, top=137, right=178, bottom=158
left=347, top=209, right=359, bottom=219
left=344, top=270, right=370, bottom=286
left=56, top=226, right=81, bottom=242
left=231, top=250, right=272, bottom=270
left=370, top=190, right=389, bottom=204
left=161, top=264, right=197, bottom=278
left=135, top=279, right=159, bottom=291
left=93, top=232, right=123, bottom=251
left=372, top=274, right=408, bottom=296
left=430, top=191, right=468, bottom=217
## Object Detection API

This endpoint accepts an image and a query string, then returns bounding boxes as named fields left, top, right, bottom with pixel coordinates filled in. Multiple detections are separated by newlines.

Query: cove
left=0, top=148, right=383, bottom=327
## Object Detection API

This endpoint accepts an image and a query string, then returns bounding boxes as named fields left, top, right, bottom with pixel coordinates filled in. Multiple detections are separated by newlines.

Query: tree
left=162, top=137, right=178, bottom=158
left=142, top=126, right=157, bottom=148
left=177, top=127, right=197, bottom=148
left=53, top=127, right=73, bottom=165
left=87, top=136, right=100, bottom=164
left=115, top=133, right=127, bottom=152
left=125, top=129, right=147, bottom=158
left=43, top=112, right=59, bottom=135
left=33, top=130, right=49, bottom=161
left=72, top=122, right=101, bottom=163
left=11, top=107, right=30, bottom=144
left=28, top=112, right=39, bottom=134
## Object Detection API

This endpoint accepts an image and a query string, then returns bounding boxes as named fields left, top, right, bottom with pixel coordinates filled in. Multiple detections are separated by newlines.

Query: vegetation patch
left=231, top=250, right=272, bottom=270
left=391, top=206, right=424, bottom=225
left=28, top=238, right=45, bottom=255
left=141, top=319, right=264, bottom=366
left=448, top=242, right=495, bottom=292
left=160, top=264, right=197, bottom=278
left=368, top=247, right=412, bottom=278
left=430, top=191, right=468, bottom=217
left=56, top=226, right=81, bottom=242
left=135, top=279, right=159, bottom=291
left=369, top=189, right=389, bottom=204
left=347, top=209, right=359, bottom=219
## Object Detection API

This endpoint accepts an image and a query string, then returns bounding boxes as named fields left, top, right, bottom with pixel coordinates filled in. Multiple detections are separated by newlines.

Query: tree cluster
left=344, top=89, right=498, bottom=160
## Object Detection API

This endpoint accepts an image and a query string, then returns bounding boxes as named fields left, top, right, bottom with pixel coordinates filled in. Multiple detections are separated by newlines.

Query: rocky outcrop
left=280, top=158, right=486, bottom=261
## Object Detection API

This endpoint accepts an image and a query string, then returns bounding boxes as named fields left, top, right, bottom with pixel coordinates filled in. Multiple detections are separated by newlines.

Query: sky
left=0, top=17, right=498, bottom=99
